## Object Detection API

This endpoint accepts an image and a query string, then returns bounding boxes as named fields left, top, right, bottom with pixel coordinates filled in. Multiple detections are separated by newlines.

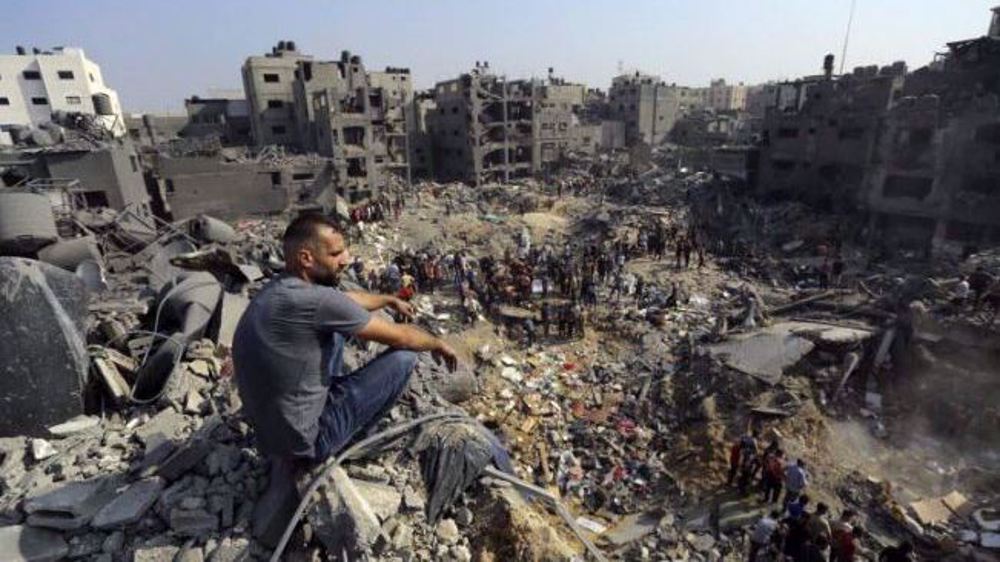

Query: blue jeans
left=314, top=333, right=417, bottom=460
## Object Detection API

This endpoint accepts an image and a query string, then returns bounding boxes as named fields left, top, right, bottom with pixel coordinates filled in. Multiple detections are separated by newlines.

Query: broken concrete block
left=389, top=520, right=413, bottom=549
left=177, top=546, right=205, bottom=562
left=29, top=439, right=56, bottom=461
left=184, top=389, right=207, bottom=415
left=101, top=530, right=124, bottom=554
left=0, top=524, right=69, bottom=561
left=47, top=415, right=100, bottom=437
left=90, top=477, right=164, bottom=529
left=156, top=439, right=213, bottom=481
left=90, top=350, right=131, bottom=405
left=65, top=532, right=104, bottom=558
left=205, top=445, right=240, bottom=476
left=0, top=258, right=88, bottom=437
left=352, top=479, right=402, bottom=522
left=169, top=507, right=218, bottom=536
left=134, top=408, right=188, bottom=449
left=402, top=486, right=426, bottom=511
left=309, top=466, right=382, bottom=555
left=207, top=536, right=250, bottom=561
left=133, top=439, right=178, bottom=478
left=23, top=476, right=119, bottom=530
left=436, top=518, right=460, bottom=545
left=132, top=545, right=181, bottom=562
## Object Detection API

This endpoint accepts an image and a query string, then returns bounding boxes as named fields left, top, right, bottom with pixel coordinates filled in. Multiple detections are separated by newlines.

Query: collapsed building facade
left=242, top=42, right=412, bottom=200
left=429, top=64, right=603, bottom=185
left=755, top=7, right=1000, bottom=255
left=0, top=46, right=126, bottom=144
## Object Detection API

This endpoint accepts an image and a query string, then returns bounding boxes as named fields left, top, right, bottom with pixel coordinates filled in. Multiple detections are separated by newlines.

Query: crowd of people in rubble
left=341, top=208, right=711, bottom=345
left=348, top=192, right=406, bottom=224
left=729, top=430, right=916, bottom=562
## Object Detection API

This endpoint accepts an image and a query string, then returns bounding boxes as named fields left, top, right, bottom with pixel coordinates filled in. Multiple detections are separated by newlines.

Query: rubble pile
left=1, top=148, right=999, bottom=561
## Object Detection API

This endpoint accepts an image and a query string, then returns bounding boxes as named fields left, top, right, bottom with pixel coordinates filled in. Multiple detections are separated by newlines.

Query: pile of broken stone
left=0, top=212, right=521, bottom=562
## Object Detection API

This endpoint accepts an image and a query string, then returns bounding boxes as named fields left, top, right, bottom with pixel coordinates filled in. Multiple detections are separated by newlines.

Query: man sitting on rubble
left=233, top=213, right=459, bottom=470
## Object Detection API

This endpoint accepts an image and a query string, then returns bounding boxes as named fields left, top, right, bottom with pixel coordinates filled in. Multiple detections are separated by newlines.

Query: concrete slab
left=23, top=476, right=119, bottom=530
left=0, top=524, right=69, bottom=561
left=352, top=479, right=402, bottom=522
left=706, top=325, right=815, bottom=384
left=309, top=466, right=382, bottom=556
left=134, top=408, right=188, bottom=450
left=0, top=258, right=88, bottom=437
left=90, top=477, right=164, bottom=529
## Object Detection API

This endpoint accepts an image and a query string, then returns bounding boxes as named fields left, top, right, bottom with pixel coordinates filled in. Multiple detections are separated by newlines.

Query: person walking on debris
left=830, top=509, right=862, bottom=562
left=787, top=493, right=811, bottom=521
left=232, top=214, right=459, bottom=471
left=784, top=458, right=810, bottom=507
left=782, top=495, right=811, bottom=560
left=761, top=448, right=785, bottom=503
left=735, top=430, right=760, bottom=494
left=540, top=301, right=552, bottom=338
left=523, top=315, right=537, bottom=348
left=806, top=502, right=832, bottom=551
left=748, top=509, right=781, bottom=562
left=572, top=299, right=585, bottom=338
left=727, top=437, right=743, bottom=486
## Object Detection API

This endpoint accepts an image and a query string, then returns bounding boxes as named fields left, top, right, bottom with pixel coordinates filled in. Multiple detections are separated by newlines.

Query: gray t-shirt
left=233, top=275, right=371, bottom=459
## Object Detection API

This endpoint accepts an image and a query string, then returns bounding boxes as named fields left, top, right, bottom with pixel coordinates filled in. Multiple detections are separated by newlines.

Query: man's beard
left=312, top=264, right=342, bottom=287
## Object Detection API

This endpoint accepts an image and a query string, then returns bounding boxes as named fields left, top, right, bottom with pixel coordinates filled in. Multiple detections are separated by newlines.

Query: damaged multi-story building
left=242, top=42, right=411, bottom=200
left=429, top=64, right=601, bottom=185
left=755, top=7, right=1000, bottom=256
left=607, top=73, right=685, bottom=146
left=756, top=54, right=907, bottom=209
left=0, top=46, right=127, bottom=144
left=865, top=7, right=1000, bottom=254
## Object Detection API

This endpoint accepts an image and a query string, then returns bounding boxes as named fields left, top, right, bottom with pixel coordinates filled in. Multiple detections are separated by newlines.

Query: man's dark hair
left=282, top=213, right=340, bottom=259
left=816, top=502, right=829, bottom=514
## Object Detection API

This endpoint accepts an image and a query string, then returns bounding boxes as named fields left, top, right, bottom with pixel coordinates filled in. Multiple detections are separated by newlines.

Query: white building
left=0, top=46, right=126, bottom=143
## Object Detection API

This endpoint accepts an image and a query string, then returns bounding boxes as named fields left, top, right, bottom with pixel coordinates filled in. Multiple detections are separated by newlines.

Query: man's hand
left=432, top=340, right=459, bottom=372
left=388, top=297, right=415, bottom=320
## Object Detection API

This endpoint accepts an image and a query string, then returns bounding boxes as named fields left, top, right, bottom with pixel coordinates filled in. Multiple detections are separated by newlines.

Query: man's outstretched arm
left=346, top=290, right=414, bottom=319
left=354, top=315, right=458, bottom=371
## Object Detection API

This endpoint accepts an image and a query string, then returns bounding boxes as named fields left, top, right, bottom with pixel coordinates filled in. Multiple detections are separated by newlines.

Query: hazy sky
left=3, top=0, right=991, bottom=113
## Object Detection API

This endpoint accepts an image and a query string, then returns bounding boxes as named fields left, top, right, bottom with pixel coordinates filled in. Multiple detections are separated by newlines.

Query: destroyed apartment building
left=242, top=41, right=413, bottom=200
left=429, top=63, right=608, bottom=185
left=756, top=8, right=1000, bottom=255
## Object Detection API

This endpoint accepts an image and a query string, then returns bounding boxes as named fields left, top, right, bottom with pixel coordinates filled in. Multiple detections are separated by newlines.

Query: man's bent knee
left=388, top=349, right=419, bottom=375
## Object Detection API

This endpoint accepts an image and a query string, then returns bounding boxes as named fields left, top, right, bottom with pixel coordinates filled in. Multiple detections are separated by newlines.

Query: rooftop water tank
left=0, top=192, right=58, bottom=254
left=92, top=93, right=114, bottom=116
